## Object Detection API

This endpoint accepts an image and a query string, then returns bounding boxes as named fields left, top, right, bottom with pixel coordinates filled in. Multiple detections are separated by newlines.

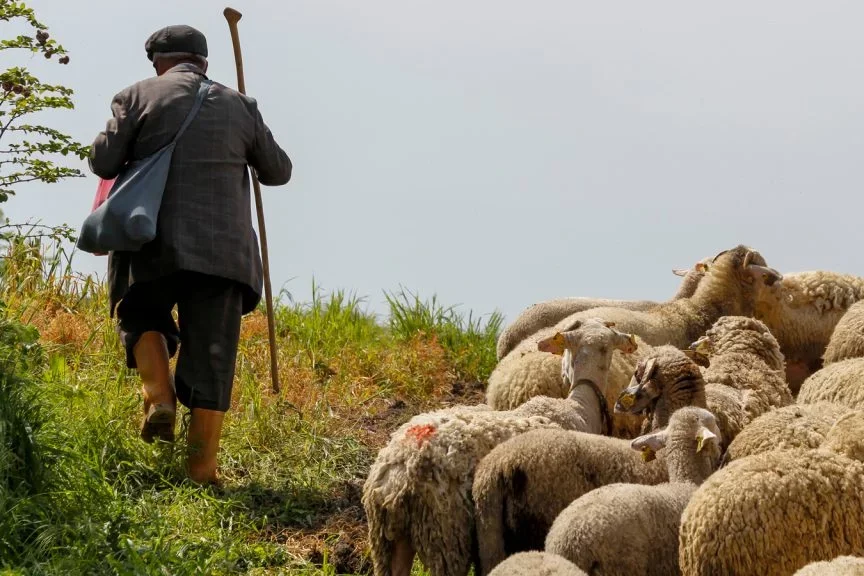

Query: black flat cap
left=145, top=24, right=208, bottom=61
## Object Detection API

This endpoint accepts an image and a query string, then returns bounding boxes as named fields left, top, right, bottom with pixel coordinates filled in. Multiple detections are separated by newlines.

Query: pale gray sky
left=5, top=0, right=864, bottom=323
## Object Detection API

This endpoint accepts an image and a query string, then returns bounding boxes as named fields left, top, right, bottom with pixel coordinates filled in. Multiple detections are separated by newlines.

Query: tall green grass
left=0, top=236, right=502, bottom=575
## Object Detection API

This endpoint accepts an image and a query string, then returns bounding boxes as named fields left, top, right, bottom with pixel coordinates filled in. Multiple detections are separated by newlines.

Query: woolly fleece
left=486, top=552, right=589, bottom=576
left=823, top=300, right=864, bottom=365
left=471, top=427, right=668, bottom=575
left=545, top=406, right=722, bottom=576
left=679, top=411, right=864, bottom=576
left=724, top=401, right=852, bottom=463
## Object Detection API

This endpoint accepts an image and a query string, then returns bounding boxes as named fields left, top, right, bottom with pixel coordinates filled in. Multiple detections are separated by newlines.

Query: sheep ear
left=696, top=426, right=718, bottom=453
left=614, top=332, right=638, bottom=354
left=631, top=429, right=668, bottom=461
left=538, top=332, right=567, bottom=355
left=683, top=349, right=710, bottom=368
left=642, top=357, right=658, bottom=381
left=672, top=268, right=689, bottom=277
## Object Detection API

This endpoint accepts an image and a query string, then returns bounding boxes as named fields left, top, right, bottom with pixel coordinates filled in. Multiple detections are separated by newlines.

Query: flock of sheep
left=360, top=244, right=864, bottom=576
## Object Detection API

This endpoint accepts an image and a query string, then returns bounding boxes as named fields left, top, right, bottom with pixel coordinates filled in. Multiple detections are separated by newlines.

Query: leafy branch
left=0, top=1, right=88, bottom=205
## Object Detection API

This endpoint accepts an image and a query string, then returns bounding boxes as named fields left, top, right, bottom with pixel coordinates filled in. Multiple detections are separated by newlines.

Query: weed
left=0, top=237, right=500, bottom=575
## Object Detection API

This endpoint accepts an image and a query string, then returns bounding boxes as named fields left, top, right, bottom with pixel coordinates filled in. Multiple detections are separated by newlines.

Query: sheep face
left=630, top=406, right=723, bottom=474
left=614, top=347, right=705, bottom=415
left=537, top=318, right=638, bottom=396
left=696, top=245, right=783, bottom=316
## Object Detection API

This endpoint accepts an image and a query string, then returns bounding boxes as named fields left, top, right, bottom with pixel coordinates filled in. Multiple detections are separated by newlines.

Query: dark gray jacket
left=89, top=63, right=292, bottom=315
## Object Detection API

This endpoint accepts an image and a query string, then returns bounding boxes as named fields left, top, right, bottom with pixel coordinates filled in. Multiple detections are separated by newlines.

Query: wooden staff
left=223, top=7, right=280, bottom=394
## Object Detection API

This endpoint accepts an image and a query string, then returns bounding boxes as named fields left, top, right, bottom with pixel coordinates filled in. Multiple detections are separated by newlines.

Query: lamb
left=678, top=410, right=864, bottom=576
left=723, top=401, right=853, bottom=464
left=794, top=556, right=864, bottom=575
left=495, top=257, right=711, bottom=360
left=485, top=317, right=647, bottom=438
left=823, top=300, right=864, bottom=365
left=362, top=388, right=614, bottom=576
left=753, top=270, right=864, bottom=393
left=797, top=357, right=864, bottom=411
left=471, top=423, right=670, bottom=575
left=487, top=246, right=781, bottom=414
left=615, top=316, right=793, bottom=451
left=487, top=552, right=589, bottom=576
left=545, top=406, right=723, bottom=576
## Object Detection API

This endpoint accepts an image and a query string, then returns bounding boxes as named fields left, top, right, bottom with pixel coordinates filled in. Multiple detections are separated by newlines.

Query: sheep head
left=614, top=347, right=708, bottom=425
left=693, top=246, right=783, bottom=317
left=630, top=407, right=723, bottom=477
left=537, top=318, right=638, bottom=397
left=671, top=256, right=713, bottom=299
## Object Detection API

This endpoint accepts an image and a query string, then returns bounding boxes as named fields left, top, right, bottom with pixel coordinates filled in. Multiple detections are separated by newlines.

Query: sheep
left=362, top=389, right=612, bottom=576
left=753, top=270, right=864, bottom=393
left=487, top=246, right=781, bottom=415
left=797, top=357, right=864, bottom=411
left=487, top=552, right=589, bottom=576
left=495, top=257, right=711, bottom=360
left=545, top=406, right=723, bottom=576
left=471, top=424, right=670, bottom=575
left=678, top=410, right=864, bottom=576
left=512, top=245, right=779, bottom=356
left=723, top=401, right=853, bottom=464
left=794, top=556, right=864, bottom=575
left=485, top=317, right=648, bottom=438
left=615, top=316, right=793, bottom=451
left=823, top=300, right=864, bottom=365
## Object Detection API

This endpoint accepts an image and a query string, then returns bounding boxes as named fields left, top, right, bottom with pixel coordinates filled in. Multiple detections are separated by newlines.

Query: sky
left=4, top=0, right=864, bottom=325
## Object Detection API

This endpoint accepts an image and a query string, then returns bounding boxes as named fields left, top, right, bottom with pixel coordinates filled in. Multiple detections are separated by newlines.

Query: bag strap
left=171, top=78, right=213, bottom=144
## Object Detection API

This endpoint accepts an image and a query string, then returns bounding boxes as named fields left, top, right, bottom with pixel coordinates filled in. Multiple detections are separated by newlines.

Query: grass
left=0, top=234, right=502, bottom=575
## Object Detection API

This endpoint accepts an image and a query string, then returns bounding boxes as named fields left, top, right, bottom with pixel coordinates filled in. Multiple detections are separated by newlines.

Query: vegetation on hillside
left=0, top=237, right=502, bottom=575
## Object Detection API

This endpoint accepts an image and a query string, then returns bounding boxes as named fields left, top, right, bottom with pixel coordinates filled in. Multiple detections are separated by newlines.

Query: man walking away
left=88, top=24, right=292, bottom=485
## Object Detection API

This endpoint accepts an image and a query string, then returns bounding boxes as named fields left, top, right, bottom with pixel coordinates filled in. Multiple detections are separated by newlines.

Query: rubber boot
left=133, top=331, right=176, bottom=443
left=186, top=407, right=225, bottom=485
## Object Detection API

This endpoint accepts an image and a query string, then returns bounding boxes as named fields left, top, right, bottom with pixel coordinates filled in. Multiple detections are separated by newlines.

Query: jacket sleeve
left=248, top=100, right=292, bottom=186
left=88, top=89, right=137, bottom=179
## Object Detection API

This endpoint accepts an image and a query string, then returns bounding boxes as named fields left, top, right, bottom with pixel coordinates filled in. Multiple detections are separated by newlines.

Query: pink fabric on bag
left=89, top=177, right=116, bottom=256
left=91, top=177, right=115, bottom=212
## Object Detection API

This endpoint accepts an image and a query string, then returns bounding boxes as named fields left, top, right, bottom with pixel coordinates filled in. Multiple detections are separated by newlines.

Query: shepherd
left=87, top=24, right=292, bottom=485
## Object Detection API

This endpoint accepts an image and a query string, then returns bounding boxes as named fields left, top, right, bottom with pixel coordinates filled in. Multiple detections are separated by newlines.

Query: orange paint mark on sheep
left=405, top=424, right=437, bottom=446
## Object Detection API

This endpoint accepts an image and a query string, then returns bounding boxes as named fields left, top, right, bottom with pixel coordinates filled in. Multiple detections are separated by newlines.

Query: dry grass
left=0, top=237, right=502, bottom=575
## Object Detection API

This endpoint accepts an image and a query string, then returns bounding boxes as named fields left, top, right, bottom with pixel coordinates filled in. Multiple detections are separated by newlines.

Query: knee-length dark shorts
left=115, top=271, right=244, bottom=412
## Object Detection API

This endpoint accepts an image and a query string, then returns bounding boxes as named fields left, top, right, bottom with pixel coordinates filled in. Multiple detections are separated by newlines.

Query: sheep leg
left=391, top=538, right=415, bottom=576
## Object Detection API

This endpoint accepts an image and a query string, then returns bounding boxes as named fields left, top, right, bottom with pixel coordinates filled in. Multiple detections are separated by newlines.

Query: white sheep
left=679, top=410, right=864, bottom=576
left=823, top=300, right=864, bottom=365
left=362, top=389, right=609, bottom=576
left=794, top=556, right=864, bottom=575
left=615, top=316, right=793, bottom=451
left=754, top=270, right=864, bottom=392
left=723, top=401, right=852, bottom=464
left=487, top=247, right=781, bottom=417
left=485, top=318, right=647, bottom=438
left=797, top=357, right=864, bottom=411
left=486, top=552, right=589, bottom=576
left=471, top=425, right=670, bottom=575
left=545, top=406, right=723, bottom=576
left=495, top=257, right=710, bottom=360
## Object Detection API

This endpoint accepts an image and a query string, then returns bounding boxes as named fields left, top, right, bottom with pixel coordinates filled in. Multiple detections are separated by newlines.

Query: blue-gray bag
left=76, top=78, right=213, bottom=254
